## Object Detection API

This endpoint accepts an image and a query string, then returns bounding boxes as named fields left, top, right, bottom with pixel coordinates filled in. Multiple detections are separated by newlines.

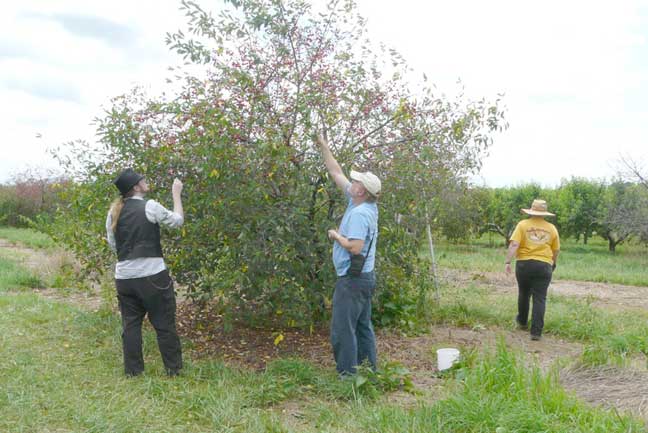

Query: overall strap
left=364, top=230, right=375, bottom=255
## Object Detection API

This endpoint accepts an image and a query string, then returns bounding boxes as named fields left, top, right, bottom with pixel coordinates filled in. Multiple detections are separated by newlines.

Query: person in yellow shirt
left=504, top=199, right=560, bottom=341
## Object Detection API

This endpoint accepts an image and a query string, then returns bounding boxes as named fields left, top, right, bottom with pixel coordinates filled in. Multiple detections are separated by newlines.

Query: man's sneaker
left=530, top=334, right=541, bottom=341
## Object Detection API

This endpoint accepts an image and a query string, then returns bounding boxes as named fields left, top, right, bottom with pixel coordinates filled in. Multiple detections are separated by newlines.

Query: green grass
left=0, top=255, right=44, bottom=290
left=347, top=342, right=644, bottom=433
left=0, top=227, right=79, bottom=292
left=1, top=229, right=646, bottom=431
left=1, top=290, right=644, bottom=432
left=0, top=226, right=56, bottom=249
left=435, top=236, right=648, bottom=286
left=0, top=293, right=358, bottom=433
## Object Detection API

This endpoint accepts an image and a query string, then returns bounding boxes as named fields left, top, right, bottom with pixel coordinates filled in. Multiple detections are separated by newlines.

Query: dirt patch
left=549, top=280, right=648, bottom=312
left=378, top=325, right=581, bottom=395
left=274, top=399, right=311, bottom=432
left=561, top=366, right=648, bottom=423
left=176, top=300, right=582, bottom=381
left=33, top=287, right=104, bottom=311
left=176, top=301, right=333, bottom=370
left=442, top=267, right=648, bottom=312
left=405, top=326, right=583, bottom=369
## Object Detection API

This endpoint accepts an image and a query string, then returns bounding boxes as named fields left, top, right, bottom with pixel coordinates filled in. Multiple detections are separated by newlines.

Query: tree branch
left=620, top=154, right=648, bottom=190
left=362, top=136, right=415, bottom=151
left=349, top=113, right=400, bottom=149
left=486, top=223, right=508, bottom=239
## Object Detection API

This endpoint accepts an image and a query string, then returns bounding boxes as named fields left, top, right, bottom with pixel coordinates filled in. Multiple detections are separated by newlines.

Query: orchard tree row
left=0, top=169, right=67, bottom=227
left=438, top=178, right=648, bottom=252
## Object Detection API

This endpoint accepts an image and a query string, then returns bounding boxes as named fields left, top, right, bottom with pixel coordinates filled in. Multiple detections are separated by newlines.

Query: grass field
left=435, top=235, right=648, bottom=286
left=0, top=226, right=56, bottom=249
left=1, top=292, right=642, bottom=432
left=0, top=254, right=45, bottom=290
left=1, top=228, right=646, bottom=432
left=433, top=234, right=648, bottom=365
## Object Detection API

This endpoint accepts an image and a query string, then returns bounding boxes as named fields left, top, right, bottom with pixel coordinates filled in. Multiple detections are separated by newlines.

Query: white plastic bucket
left=437, top=348, right=460, bottom=371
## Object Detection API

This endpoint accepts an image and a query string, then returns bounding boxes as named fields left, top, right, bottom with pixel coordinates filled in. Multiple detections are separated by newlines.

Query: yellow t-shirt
left=510, top=217, right=560, bottom=264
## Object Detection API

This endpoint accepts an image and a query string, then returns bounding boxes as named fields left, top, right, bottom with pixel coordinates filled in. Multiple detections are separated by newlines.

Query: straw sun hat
left=521, top=199, right=555, bottom=217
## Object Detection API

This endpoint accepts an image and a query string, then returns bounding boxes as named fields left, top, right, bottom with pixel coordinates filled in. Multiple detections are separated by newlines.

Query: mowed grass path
left=1, top=229, right=646, bottom=432
left=436, top=236, right=648, bottom=287
left=0, top=226, right=57, bottom=249
left=433, top=235, right=648, bottom=364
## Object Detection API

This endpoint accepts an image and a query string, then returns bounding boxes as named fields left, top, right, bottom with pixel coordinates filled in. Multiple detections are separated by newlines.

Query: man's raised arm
left=317, top=134, right=350, bottom=192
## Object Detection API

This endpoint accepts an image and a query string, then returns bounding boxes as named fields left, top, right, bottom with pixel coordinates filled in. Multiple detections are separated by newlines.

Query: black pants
left=515, top=260, right=553, bottom=337
left=115, top=269, right=182, bottom=376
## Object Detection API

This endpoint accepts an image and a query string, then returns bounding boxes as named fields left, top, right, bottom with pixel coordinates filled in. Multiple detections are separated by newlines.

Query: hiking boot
left=515, top=319, right=528, bottom=330
left=530, top=334, right=541, bottom=341
left=166, top=368, right=181, bottom=377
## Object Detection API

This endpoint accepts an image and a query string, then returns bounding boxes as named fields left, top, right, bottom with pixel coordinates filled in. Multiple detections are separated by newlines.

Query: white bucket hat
left=350, top=170, right=381, bottom=196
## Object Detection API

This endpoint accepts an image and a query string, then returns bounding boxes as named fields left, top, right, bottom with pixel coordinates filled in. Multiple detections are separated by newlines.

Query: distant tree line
left=3, top=167, right=647, bottom=254
left=0, top=169, right=68, bottom=227
left=436, top=177, right=648, bottom=252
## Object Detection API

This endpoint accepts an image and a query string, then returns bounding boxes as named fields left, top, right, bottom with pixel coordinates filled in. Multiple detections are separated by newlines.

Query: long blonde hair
left=109, top=191, right=135, bottom=233
left=110, top=198, right=125, bottom=233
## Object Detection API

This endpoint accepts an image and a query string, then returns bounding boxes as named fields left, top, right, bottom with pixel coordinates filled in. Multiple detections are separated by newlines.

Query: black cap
left=113, top=168, right=144, bottom=196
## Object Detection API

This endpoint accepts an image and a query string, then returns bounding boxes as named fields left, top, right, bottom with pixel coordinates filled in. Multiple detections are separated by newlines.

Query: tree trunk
left=307, top=177, right=326, bottom=322
left=486, top=223, right=508, bottom=245
left=424, top=204, right=439, bottom=303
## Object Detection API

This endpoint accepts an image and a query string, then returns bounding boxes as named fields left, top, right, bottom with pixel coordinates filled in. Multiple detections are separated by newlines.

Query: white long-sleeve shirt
left=106, top=196, right=183, bottom=280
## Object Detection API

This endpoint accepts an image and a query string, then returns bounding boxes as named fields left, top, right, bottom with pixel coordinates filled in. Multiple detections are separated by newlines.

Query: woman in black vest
left=106, top=168, right=184, bottom=377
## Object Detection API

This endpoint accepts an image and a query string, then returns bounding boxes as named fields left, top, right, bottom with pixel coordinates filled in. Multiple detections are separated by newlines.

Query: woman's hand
left=172, top=178, right=183, bottom=195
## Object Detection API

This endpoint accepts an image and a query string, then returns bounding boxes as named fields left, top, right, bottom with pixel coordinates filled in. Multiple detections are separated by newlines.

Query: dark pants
left=330, top=271, right=377, bottom=375
left=515, top=260, right=553, bottom=337
left=115, top=269, right=182, bottom=376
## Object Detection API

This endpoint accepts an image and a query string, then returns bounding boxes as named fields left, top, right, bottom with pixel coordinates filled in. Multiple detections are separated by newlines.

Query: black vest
left=115, top=199, right=163, bottom=261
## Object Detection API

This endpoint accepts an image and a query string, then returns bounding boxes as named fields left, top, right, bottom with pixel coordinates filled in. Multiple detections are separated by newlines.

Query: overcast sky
left=2, top=0, right=647, bottom=186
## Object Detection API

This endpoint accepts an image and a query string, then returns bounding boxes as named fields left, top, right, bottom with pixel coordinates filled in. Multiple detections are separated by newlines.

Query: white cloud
left=0, top=0, right=186, bottom=181
left=353, top=0, right=648, bottom=186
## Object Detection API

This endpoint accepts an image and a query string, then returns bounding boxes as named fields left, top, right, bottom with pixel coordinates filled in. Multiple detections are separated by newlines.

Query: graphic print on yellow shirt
left=527, top=227, right=551, bottom=243
left=510, top=217, right=560, bottom=265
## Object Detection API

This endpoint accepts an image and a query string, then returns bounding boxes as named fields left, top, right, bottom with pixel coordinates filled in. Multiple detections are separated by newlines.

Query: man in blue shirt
left=317, top=134, right=381, bottom=376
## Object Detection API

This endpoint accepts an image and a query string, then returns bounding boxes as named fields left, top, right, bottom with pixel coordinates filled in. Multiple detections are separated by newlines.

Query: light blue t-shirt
left=332, top=189, right=378, bottom=277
